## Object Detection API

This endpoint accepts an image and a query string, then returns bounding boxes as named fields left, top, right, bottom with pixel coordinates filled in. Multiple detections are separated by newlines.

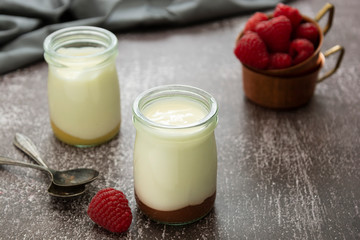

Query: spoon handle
left=0, top=156, right=52, bottom=176
left=13, top=133, right=49, bottom=168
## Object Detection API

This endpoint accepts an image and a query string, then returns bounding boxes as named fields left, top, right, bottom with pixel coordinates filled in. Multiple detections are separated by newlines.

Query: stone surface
left=1, top=0, right=360, bottom=239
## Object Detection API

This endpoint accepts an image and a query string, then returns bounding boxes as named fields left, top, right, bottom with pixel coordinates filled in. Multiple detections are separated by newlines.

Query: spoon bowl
left=47, top=183, right=86, bottom=197
left=50, top=168, right=99, bottom=186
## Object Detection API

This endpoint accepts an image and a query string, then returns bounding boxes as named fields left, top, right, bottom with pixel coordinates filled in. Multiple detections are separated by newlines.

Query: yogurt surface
left=143, top=97, right=208, bottom=126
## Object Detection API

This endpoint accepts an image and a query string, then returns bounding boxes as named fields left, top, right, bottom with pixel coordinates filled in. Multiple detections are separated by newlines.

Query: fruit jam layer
left=51, top=120, right=120, bottom=146
left=135, top=191, right=216, bottom=224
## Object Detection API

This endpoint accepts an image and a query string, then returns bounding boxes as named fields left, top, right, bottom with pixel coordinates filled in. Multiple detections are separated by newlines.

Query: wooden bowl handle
left=315, top=3, right=334, bottom=36
left=317, top=45, right=345, bottom=83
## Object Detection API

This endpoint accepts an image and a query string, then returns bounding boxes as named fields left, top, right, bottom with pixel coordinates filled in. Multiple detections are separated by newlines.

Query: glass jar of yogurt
left=43, top=26, right=121, bottom=147
left=132, top=85, right=218, bottom=225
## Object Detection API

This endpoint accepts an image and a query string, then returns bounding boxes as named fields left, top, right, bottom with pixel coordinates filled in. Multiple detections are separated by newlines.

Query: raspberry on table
left=244, top=12, right=268, bottom=32
left=268, top=53, right=292, bottom=69
left=255, top=15, right=292, bottom=53
left=87, top=188, right=132, bottom=233
left=289, top=38, right=315, bottom=65
left=295, top=22, right=319, bottom=45
left=234, top=31, right=269, bottom=69
left=273, top=3, right=302, bottom=29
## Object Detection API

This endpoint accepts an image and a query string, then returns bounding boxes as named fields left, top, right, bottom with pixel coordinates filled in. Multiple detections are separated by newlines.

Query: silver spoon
left=0, top=156, right=86, bottom=197
left=13, top=133, right=99, bottom=187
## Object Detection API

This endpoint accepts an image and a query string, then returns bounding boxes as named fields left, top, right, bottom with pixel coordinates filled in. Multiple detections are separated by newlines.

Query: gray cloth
left=0, top=0, right=285, bottom=74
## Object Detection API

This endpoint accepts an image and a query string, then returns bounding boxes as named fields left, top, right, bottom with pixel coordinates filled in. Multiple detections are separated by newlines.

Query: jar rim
left=132, top=85, right=218, bottom=130
left=43, top=26, right=118, bottom=64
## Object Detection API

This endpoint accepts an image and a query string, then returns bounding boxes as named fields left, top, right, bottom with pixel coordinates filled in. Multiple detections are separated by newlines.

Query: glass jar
left=132, top=85, right=218, bottom=225
left=43, top=26, right=121, bottom=147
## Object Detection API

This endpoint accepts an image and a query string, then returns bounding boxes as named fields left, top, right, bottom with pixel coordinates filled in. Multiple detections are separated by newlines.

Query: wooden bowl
left=242, top=45, right=344, bottom=109
left=242, top=54, right=324, bottom=109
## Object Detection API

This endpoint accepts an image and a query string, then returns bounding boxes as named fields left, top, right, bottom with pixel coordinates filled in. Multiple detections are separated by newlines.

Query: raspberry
left=234, top=31, right=269, bottom=69
left=87, top=188, right=132, bottom=233
left=254, top=15, right=292, bottom=53
left=289, top=38, right=314, bottom=65
left=295, top=22, right=319, bottom=45
left=244, top=12, right=268, bottom=32
left=268, top=53, right=292, bottom=69
left=273, top=3, right=302, bottom=29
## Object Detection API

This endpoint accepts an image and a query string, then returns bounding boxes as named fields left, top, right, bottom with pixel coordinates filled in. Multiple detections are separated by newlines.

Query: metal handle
left=315, top=3, right=334, bottom=36
left=317, top=45, right=345, bottom=83
left=13, top=133, right=49, bottom=168
left=0, top=156, right=51, bottom=175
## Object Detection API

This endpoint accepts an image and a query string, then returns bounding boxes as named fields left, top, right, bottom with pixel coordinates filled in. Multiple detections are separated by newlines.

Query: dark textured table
left=1, top=0, right=359, bottom=239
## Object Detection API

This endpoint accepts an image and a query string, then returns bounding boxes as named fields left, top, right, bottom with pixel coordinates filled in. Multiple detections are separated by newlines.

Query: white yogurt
left=44, top=27, right=121, bottom=146
left=133, top=86, right=218, bottom=212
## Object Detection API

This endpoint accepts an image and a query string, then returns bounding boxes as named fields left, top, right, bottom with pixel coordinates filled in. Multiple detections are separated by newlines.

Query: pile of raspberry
left=234, top=3, right=319, bottom=70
